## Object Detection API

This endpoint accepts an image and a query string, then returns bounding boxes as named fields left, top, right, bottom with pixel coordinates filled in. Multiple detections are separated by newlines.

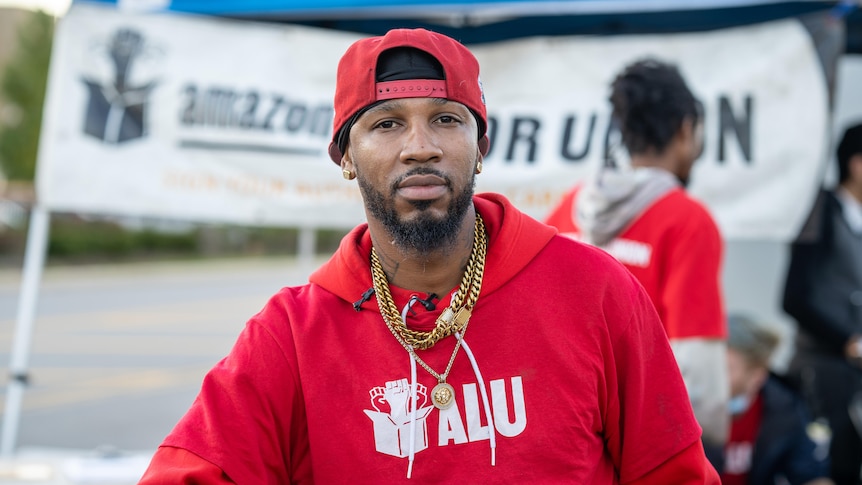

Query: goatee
left=358, top=167, right=475, bottom=253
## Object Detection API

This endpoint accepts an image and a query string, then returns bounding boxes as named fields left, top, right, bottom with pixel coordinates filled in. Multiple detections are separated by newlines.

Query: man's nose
left=400, top=122, right=442, bottom=163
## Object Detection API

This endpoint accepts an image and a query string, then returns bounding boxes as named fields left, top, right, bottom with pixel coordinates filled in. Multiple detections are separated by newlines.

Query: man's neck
left=368, top=209, right=477, bottom=298
left=630, top=153, right=677, bottom=176
left=839, top=180, right=862, bottom=205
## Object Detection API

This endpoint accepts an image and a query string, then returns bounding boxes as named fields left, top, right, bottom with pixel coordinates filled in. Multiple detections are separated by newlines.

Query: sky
left=0, top=0, right=72, bottom=16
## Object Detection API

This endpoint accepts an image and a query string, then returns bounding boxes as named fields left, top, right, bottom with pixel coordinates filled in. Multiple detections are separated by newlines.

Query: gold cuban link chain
left=370, top=214, right=487, bottom=352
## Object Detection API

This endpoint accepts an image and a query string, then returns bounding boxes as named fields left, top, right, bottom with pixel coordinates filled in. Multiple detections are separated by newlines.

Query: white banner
left=37, top=4, right=830, bottom=240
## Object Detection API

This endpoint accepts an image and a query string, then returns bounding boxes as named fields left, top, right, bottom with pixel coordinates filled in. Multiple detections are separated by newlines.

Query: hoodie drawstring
left=407, top=346, right=419, bottom=479
left=402, top=299, right=420, bottom=479
left=457, top=332, right=496, bottom=466
left=398, top=295, right=497, bottom=478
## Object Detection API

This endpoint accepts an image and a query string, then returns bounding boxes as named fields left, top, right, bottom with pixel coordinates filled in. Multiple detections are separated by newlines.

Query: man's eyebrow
left=366, top=101, right=403, bottom=115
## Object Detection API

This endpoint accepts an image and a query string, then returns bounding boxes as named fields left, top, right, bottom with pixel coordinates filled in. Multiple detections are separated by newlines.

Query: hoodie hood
left=575, top=167, right=680, bottom=246
left=309, top=193, right=557, bottom=309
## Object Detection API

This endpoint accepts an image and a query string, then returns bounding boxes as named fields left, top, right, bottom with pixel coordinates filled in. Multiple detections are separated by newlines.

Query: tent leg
left=298, top=226, right=316, bottom=276
left=1, top=205, right=51, bottom=458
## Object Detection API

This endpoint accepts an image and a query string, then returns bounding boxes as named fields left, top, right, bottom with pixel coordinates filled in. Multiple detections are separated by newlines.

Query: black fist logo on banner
left=81, top=28, right=159, bottom=144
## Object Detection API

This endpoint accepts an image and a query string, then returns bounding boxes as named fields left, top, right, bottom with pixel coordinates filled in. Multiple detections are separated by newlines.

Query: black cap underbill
left=376, top=47, right=445, bottom=82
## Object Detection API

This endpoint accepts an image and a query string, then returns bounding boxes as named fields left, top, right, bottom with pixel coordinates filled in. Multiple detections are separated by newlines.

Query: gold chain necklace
left=371, top=214, right=487, bottom=409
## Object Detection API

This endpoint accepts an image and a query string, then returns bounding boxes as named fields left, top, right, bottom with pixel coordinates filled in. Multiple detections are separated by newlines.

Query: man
left=723, top=314, right=833, bottom=485
left=545, top=59, right=729, bottom=463
left=139, top=30, right=718, bottom=483
left=784, top=122, right=862, bottom=485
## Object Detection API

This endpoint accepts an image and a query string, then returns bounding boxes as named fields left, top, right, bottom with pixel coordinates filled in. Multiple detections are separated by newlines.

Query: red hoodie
left=140, top=193, right=718, bottom=484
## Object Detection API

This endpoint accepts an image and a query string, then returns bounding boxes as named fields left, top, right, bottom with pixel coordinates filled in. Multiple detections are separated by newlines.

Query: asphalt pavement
left=0, top=256, right=317, bottom=484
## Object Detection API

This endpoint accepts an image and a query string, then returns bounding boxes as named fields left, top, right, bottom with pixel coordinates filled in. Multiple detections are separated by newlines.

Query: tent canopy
left=76, top=0, right=849, bottom=44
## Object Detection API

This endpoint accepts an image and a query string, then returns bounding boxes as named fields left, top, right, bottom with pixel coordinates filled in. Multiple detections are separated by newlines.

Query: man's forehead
left=363, top=97, right=468, bottom=115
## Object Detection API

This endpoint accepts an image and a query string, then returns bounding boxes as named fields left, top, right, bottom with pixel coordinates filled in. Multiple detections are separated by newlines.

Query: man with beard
left=139, top=30, right=718, bottom=484
left=545, top=59, right=729, bottom=468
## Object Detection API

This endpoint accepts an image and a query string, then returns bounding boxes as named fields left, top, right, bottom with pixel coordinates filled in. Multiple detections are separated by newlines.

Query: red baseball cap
left=328, top=28, right=489, bottom=164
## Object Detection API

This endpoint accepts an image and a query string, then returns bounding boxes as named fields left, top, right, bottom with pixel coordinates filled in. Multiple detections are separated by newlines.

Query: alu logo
left=364, top=376, right=527, bottom=459
left=364, top=379, right=434, bottom=458
left=81, top=28, right=159, bottom=144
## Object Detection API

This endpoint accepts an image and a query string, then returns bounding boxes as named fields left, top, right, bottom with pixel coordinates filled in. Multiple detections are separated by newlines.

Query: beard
left=357, top=166, right=475, bottom=253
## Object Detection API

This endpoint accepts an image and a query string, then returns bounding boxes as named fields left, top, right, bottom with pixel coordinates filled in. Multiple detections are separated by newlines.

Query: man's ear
left=851, top=154, right=862, bottom=181
left=341, top=158, right=356, bottom=181
left=677, top=117, right=696, bottom=143
left=675, top=116, right=704, bottom=159
left=341, top=156, right=355, bottom=174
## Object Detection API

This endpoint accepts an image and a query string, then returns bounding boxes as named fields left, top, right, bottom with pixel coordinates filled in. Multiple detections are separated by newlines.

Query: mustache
left=390, top=167, right=452, bottom=194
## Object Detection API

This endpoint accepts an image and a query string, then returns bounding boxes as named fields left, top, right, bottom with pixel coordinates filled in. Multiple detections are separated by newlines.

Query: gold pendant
left=431, top=382, right=456, bottom=410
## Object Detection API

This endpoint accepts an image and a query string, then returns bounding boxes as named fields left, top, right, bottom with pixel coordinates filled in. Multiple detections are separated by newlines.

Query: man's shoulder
left=652, top=188, right=714, bottom=216
left=639, top=188, right=720, bottom=233
left=547, top=231, right=620, bottom=263
left=250, top=283, right=342, bottom=330
left=542, top=233, right=642, bottom=287
left=793, top=189, right=842, bottom=244
left=761, top=374, right=808, bottom=414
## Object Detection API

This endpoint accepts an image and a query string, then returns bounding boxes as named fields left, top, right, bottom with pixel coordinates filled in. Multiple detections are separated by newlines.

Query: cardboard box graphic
left=365, top=379, right=434, bottom=457
left=364, top=407, right=433, bottom=457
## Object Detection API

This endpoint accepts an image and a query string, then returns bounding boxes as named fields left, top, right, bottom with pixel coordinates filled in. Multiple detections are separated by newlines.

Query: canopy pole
left=1, top=205, right=51, bottom=458
left=298, top=226, right=316, bottom=277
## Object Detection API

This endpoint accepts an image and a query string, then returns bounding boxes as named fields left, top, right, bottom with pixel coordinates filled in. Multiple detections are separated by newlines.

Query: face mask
left=728, top=394, right=751, bottom=416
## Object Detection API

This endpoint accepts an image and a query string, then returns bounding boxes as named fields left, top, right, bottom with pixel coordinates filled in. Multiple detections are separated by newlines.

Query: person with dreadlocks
left=139, top=33, right=718, bottom=483
left=545, top=58, right=729, bottom=469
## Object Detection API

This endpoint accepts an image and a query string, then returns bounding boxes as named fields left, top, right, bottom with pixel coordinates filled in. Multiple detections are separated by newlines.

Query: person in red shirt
left=723, top=314, right=833, bottom=485
left=545, top=58, right=729, bottom=467
left=138, top=29, right=718, bottom=484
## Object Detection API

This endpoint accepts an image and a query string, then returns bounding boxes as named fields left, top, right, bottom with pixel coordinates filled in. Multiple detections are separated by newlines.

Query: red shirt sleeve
left=138, top=446, right=235, bottom=484
left=658, top=202, right=726, bottom=340
left=624, top=440, right=720, bottom=485
left=158, top=295, right=313, bottom=485
left=600, top=266, right=710, bottom=482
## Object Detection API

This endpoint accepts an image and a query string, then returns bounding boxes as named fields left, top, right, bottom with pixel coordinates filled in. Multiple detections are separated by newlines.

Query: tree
left=0, top=10, right=54, bottom=181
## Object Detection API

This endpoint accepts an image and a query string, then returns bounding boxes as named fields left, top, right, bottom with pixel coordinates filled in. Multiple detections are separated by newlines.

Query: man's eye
left=375, top=120, right=396, bottom=129
left=437, top=116, right=457, bottom=124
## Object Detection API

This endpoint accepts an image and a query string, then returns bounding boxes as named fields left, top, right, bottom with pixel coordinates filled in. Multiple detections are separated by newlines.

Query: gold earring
left=342, top=169, right=354, bottom=180
left=475, top=161, right=483, bottom=174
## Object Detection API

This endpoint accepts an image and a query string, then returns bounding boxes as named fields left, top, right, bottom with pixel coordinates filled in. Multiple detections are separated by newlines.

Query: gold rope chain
left=371, top=214, right=487, bottom=352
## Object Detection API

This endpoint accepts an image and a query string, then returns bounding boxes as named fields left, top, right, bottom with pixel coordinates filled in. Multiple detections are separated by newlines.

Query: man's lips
left=397, top=174, right=448, bottom=200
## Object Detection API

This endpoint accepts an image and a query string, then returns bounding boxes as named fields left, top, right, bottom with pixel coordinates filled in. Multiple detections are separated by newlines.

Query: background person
left=545, top=58, right=729, bottom=466
left=783, top=122, right=862, bottom=485
left=138, top=29, right=719, bottom=483
left=723, top=314, right=833, bottom=485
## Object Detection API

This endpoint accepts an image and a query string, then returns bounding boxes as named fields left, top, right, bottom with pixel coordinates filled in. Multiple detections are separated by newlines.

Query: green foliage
left=1, top=210, right=348, bottom=266
left=46, top=217, right=199, bottom=261
left=0, top=10, right=54, bottom=181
